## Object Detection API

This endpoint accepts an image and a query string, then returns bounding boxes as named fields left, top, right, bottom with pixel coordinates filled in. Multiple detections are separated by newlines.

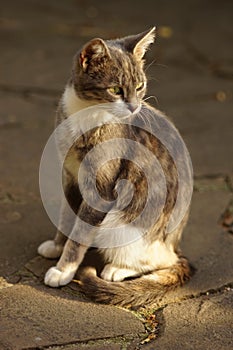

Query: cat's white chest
left=62, top=85, right=116, bottom=134
left=62, top=85, right=97, bottom=116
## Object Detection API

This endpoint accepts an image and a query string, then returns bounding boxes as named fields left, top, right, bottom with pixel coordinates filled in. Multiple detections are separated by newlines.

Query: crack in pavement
left=225, top=175, right=233, bottom=192
left=0, top=83, right=61, bottom=98
left=170, top=282, right=233, bottom=307
left=4, top=262, right=233, bottom=350
left=196, top=299, right=205, bottom=316
left=194, top=173, right=230, bottom=180
left=19, top=334, right=137, bottom=350
left=193, top=174, right=233, bottom=195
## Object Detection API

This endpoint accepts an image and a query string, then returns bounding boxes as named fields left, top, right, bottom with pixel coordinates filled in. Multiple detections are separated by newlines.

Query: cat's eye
left=136, top=82, right=145, bottom=91
left=108, top=86, right=123, bottom=96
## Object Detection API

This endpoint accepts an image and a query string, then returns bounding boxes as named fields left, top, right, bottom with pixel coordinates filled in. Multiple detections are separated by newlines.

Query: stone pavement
left=0, top=0, right=232, bottom=349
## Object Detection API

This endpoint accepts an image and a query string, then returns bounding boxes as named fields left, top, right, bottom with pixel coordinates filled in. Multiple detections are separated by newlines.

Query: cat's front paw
left=44, top=266, right=75, bottom=287
left=38, top=240, right=63, bottom=259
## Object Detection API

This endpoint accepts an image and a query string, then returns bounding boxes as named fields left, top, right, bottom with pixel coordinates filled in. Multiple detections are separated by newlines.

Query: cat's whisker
left=145, top=59, right=157, bottom=72
left=143, top=95, right=159, bottom=106
left=154, top=63, right=168, bottom=69
left=143, top=95, right=154, bottom=102
left=147, top=76, right=160, bottom=83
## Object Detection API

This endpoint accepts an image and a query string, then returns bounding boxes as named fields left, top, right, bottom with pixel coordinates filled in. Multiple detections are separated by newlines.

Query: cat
left=38, top=27, right=193, bottom=308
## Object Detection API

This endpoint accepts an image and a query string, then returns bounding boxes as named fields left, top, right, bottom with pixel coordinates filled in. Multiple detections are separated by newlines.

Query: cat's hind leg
left=101, top=264, right=140, bottom=282
left=38, top=231, right=67, bottom=259
left=38, top=197, right=73, bottom=259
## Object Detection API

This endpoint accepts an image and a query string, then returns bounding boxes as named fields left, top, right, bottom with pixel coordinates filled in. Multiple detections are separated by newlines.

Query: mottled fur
left=38, top=28, right=193, bottom=308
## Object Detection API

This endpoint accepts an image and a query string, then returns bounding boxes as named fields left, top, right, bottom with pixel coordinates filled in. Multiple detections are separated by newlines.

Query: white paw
left=44, top=266, right=76, bottom=287
left=101, top=264, right=139, bottom=282
left=112, top=268, right=139, bottom=281
left=101, top=264, right=118, bottom=281
left=38, top=240, right=63, bottom=259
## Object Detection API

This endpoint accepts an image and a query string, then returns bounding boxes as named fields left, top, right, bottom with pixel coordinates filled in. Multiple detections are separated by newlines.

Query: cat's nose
left=127, top=103, right=139, bottom=113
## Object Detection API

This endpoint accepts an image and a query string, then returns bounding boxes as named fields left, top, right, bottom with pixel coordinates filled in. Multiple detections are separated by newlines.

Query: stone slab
left=143, top=290, right=233, bottom=350
left=0, top=284, right=144, bottom=350
left=49, top=344, right=121, bottom=350
left=156, top=189, right=233, bottom=306
left=181, top=190, right=233, bottom=292
left=0, top=93, right=56, bottom=276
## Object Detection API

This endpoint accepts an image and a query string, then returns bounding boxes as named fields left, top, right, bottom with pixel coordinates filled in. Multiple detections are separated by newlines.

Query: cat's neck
left=62, top=84, right=99, bottom=117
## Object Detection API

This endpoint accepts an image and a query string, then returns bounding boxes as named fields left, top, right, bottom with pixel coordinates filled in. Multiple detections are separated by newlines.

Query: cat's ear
left=79, top=38, right=111, bottom=71
left=124, top=27, right=156, bottom=60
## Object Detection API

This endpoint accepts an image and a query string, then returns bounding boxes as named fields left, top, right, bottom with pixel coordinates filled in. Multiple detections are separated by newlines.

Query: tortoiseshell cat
left=38, top=28, right=192, bottom=307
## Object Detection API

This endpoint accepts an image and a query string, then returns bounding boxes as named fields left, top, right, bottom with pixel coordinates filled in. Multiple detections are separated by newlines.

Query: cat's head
left=72, top=27, right=156, bottom=118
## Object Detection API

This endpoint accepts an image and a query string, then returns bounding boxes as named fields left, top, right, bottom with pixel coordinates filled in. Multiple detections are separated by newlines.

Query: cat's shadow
left=23, top=248, right=105, bottom=304
left=24, top=248, right=197, bottom=310
left=79, top=248, right=105, bottom=275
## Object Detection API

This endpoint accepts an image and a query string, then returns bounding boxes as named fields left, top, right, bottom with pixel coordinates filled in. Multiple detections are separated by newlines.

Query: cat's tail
left=77, top=257, right=193, bottom=308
